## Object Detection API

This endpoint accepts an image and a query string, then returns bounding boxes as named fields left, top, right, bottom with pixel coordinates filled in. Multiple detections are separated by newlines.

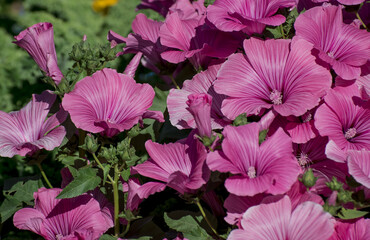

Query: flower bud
left=300, top=168, right=317, bottom=188
left=233, top=113, right=248, bottom=126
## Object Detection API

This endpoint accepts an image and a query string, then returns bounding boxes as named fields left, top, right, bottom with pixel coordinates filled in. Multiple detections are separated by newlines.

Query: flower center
left=327, top=51, right=335, bottom=58
left=106, top=118, right=115, bottom=124
left=298, top=153, right=311, bottom=167
left=247, top=166, right=256, bottom=178
left=344, top=128, right=357, bottom=139
left=269, top=89, right=283, bottom=105
left=302, top=112, right=312, bottom=123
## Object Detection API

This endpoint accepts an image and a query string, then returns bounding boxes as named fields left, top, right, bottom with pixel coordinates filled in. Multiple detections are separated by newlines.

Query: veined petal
left=347, top=149, right=370, bottom=188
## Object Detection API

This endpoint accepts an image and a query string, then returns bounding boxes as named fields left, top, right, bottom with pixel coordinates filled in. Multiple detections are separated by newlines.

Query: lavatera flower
left=14, top=22, right=64, bottom=85
left=0, top=91, right=66, bottom=158
left=62, top=68, right=158, bottom=137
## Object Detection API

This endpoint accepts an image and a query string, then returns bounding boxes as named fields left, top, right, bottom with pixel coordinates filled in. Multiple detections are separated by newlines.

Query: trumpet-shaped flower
left=207, top=0, right=296, bottom=35
left=295, top=5, right=370, bottom=80
left=167, top=64, right=230, bottom=131
left=227, top=196, right=335, bottom=240
left=0, top=91, right=66, bottom=158
left=207, top=123, right=300, bottom=196
left=314, top=85, right=370, bottom=156
left=13, top=188, right=113, bottom=240
left=132, top=133, right=209, bottom=195
left=215, top=38, right=331, bottom=119
left=14, top=22, right=63, bottom=85
left=62, top=68, right=155, bottom=137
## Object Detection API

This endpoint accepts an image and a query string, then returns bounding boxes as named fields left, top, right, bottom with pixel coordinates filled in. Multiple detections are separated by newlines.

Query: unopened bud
left=326, top=177, right=343, bottom=192
left=233, top=113, right=248, bottom=126
left=299, top=168, right=317, bottom=188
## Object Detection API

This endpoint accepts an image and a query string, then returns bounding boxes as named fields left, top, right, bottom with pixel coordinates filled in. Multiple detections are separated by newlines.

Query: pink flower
left=14, top=22, right=63, bottom=85
left=329, top=218, right=370, bottom=240
left=159, top=12, right=240, bottom=69
left=295, top=5, right=370, bottom=80
left=228, top=196, right=335, bottom=240
left=186, top=93, right=213, bottom=138
left=215, top=37, right=332, bottom=119
left=62, top=68, right=155, bottom=137
left=169, top=0, right=206, bottom=20
left=207, top=123, right=300, bottom=196
left=314, top=85, right=370, bottom=157
left=167, top=64, right=231, bottom=131
left=0, top=91, right=66, bottom=158
left=207, top=0, right=296, bottom=35
left=347, top=149, right=370, bottom=188
left=13, top=188, right=113, bottom=240
left=132, top=133, right=209, bottom=195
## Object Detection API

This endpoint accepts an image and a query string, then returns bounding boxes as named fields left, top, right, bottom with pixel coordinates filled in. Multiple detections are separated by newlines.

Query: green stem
left=113, top=164, right=120, bottom=236
left=36, top=163, right=53, bottom=188
left=121, top=220, right=131, bottom=237
left=169, top=75, right=180, bottom=89
left=356, top=12, right=367, bottom=29
left=92, top=153, right=114, bottom=183
left=279, top=25, right=286, bottom=39
left=194, top=198, right=221, bottom=239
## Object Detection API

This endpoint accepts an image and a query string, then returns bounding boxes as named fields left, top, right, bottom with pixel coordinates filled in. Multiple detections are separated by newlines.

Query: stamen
left=298, top=153, right=310, bottom=167
left=269, top=89, right=283, bottom=105
left=327, top=51, right=335, bottom=58
left=247, top=166, right=256, bottom=179
left=344, top=128, right=356, bottom=139
left=302, top=112, right=312, bottom=123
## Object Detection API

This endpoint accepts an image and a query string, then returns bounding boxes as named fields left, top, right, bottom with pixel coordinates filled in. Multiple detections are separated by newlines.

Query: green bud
left=69, top=42, right=85, bottom=61
left=323, top=203, right=340, bottom=216
left=201, top=135, right=216, bottom=147
left=299, top=168, right=318, bottom=188
left=326, top=177, right=344, bottom=192
left=258, top=129, right=268, bottom=144
left=84, top=134, right=99, bottom=153
left=337, top=190, right=353, bottom=203
left=98, top=146, right=118, bottom=163
left=127, top=124, right=141, bottom=138
left=233, top=113, right=248, bottom=126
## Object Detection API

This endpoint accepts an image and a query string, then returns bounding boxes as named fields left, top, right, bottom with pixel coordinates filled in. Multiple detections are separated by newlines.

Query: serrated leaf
left=164, top=211, right=213, bottom=240
left=121, top=168, right=131, bottom=182
left=57, top=168, right=101, bottom=199
left=338, top=208, right=368, bottom=219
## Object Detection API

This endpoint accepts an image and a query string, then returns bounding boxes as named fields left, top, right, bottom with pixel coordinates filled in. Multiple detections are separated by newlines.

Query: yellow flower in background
left=92, top=0, right=118, bottom=14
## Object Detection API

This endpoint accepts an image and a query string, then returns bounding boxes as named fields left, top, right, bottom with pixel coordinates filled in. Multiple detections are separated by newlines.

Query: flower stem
left=121, top=220, right=131, bottom=237
left=36, top=163, right=53, bottom=188
left=279, top=25, right=286, bottom=39
left=170, top=75, right=180, bottom=89
left=92, top=153, right=114, bottom=183
left=113, top=164, right=120, bottom=236
left=194, top=198, right=221, bottom=239
left=356, top=12, right=367, bottom=29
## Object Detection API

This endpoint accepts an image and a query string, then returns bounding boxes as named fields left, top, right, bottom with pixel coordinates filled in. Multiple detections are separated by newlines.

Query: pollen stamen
left=269, top=89, right=283, bottom=105
left=247, top=166, right=256, bottom=179
left=344, top=128, right=357, bottom=139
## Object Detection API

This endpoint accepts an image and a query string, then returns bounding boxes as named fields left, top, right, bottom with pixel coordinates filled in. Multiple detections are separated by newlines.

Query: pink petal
left=347, top=149, right=370, bottom=188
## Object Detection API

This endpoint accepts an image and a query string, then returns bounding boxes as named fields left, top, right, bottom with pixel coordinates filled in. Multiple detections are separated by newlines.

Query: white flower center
left=269, top=89, right=283, bottom=105
left=247, top=166, right=256, bottom=178
left=344, top=128, right=356, bottom=139
left=298, top=153, right=311, bottom=167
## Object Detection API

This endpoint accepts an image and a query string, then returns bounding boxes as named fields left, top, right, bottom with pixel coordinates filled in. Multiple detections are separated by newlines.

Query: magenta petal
left=13, top=208, right=46, bottom=236
left=62, top=68, right=155, bottom=136
left=225, top=175, right=273, bottom=197
left=14, top=22, right=63, bottom=85
left=347, top=149, right=370, bottom=188
left=207, top=150, right=241, bottom=175
left=325, top=140, right=347, bottom=163
left=0, top=91, right=65, bottom=157
left=126, top=180, right=165, bottom=211
left=107, top=30, right=127, bottom=44
left=123, top=52, right=142, bottom=78
left=288, top=201, right=335, bottom=240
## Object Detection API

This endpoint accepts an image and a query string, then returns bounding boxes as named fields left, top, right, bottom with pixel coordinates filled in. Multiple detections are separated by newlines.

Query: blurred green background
left=0, top=0, right=159, bottom=238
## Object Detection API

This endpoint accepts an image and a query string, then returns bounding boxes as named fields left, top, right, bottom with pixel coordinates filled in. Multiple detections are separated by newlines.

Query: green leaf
left=121, top=168, right=131, bottom=182
left=266, top=27, right=282, bottom=39
left=338, top=208, right=368, bottom=220
left=102, top=163, right=111, bottom=185
left=0, top=196, right=22, bottom=223
left=99, top=235, right=117, bottom=240
left=283, top=8, right=299, bottom=36
left=57, top=168, right=101, bottom=199
left=164, top=211, right=213, bottom=240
